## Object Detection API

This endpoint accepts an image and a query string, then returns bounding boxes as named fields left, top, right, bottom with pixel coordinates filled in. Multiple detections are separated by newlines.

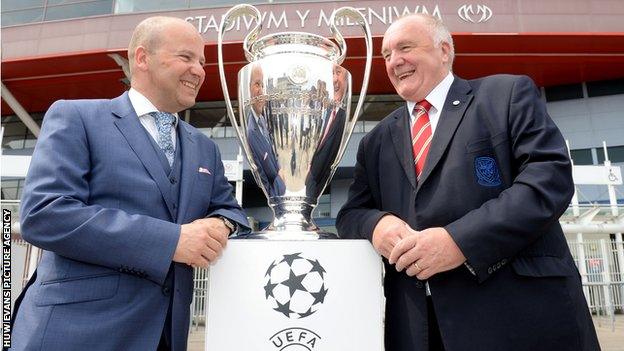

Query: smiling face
left=131, top=18, right=206, bottom=113
left=250, top=65, right=265, bottom=115
left=332, top=64, right=348, bottom=105
left=381, top=16, right=450, bottom=102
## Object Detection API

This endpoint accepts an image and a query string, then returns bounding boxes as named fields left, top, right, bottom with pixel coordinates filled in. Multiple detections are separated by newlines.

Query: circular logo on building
left=264, top=252, right=328, bottom=319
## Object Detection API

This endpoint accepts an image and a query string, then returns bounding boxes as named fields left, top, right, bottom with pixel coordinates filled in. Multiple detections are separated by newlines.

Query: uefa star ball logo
left=264, top=252, right=328, bottom=319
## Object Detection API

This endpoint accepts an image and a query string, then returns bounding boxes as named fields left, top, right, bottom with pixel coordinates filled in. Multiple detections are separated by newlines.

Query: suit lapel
left=389, top=106, right=417, bottom=189
left=176, top=122, right=198, bottom=224
left=111, top=93, right=176, bottom=219
left=417, top=77, right=473, bottom=192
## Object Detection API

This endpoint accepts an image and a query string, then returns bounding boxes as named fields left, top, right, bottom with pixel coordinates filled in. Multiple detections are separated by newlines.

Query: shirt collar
left=406, top=72, right=455, bottom=115
left=128, top=88, right=179, bottom=127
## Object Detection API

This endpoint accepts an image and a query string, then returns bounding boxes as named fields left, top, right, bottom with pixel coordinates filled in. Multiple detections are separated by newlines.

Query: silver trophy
left=218, top=4, right=372, bottom=239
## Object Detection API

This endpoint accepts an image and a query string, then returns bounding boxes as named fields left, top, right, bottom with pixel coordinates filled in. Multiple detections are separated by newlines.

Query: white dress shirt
left=407, top=72, right=455, bottom=135
left=128, top=88, right=179, bottom=149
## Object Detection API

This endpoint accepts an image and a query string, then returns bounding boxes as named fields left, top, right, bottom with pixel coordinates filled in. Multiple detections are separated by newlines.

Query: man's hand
left=173, top=217, right=231, bottom=268
left=372, top=215, right=412, bottom=259
left=389, top=227, right=466, bottom=280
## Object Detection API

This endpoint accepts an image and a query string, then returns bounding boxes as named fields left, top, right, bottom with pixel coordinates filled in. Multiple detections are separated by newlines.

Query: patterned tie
left=150, top=111, right=176, bottom=166
left=411, top=100, right=433, bottom=179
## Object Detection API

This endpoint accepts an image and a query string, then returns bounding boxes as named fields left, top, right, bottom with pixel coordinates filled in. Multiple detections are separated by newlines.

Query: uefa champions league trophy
left=218, top=4, right=372, bottom=239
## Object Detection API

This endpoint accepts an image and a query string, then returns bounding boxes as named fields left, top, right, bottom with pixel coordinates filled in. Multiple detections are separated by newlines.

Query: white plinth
left=205, top=239, right=383, bottom=351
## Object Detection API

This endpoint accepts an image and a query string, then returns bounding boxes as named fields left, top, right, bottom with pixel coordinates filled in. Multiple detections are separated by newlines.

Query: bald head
left=128, top=17, right=198, bottom=75
left=128, top=16, right=206, bottom=113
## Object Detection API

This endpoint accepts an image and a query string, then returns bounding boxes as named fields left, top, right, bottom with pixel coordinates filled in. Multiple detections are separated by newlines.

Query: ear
left=134, top=46, right=150, bottom=72
left=440, top=41, right=451, bottom=65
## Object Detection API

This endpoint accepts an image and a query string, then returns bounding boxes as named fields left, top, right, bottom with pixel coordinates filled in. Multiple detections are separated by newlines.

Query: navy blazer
left=11, top=92, right=248, bottom=351
left=306, top=107, right=346, bottom=198
left=246, top=112, right=285, bottom=198
left=337, top=75, right=599, bottom=351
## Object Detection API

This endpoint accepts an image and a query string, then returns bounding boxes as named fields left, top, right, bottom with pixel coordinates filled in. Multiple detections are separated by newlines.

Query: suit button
left=414, top=281, right=424, bottom=289
left=169, top=177, right=176, bottom=184
left=501, top=258, right=508, bottom=265
left=162, top=287, right=171, bottom=295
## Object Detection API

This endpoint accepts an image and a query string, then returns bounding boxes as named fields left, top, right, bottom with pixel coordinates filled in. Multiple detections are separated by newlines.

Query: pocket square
left=198, top=167, right=212, bottom=175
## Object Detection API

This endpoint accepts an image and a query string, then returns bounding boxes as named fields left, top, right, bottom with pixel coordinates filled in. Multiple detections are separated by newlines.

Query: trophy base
left=235, top=230, right=338, bottom=240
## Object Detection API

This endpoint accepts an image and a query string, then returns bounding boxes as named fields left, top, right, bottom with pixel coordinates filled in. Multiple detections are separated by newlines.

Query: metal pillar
left=603, top=142, right=624, bottom=315
left=1, top=82, right=41, bottom=137
left=235, top=147, right=244, bottom=206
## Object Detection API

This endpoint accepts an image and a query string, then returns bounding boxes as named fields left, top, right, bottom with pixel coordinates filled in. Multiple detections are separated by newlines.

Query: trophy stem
left=238, top=197, right=337, bottom=239
left=269, top=197, right=317, bottom=233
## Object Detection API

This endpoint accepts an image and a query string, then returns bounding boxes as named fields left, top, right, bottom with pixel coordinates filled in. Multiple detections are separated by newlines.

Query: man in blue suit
left=246, top=64, right=285, bottom=198
left=10, top=16, right=248, bottom=350
left=337, top=14, right=599, bottom=351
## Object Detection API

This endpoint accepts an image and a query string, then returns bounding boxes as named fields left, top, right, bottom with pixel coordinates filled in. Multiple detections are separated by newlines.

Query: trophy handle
left=329, top=7, right=373, bottom=167
left=218, top=4, right=262, bottom=150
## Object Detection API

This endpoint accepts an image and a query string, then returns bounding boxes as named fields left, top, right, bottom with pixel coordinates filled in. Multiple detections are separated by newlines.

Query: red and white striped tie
left=411, top=100, right=433, bottom=179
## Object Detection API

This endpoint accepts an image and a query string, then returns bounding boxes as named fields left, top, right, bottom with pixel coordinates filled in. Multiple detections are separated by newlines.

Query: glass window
left=363, top=121, right=379, bottom=132
left=2, top=136, right=26, bottom=150
left=597, top=145, right=624, bottom=164
left=544, top=83, right=583, bottom=102
left=44, top=0, right=113, bottom=21
left=114, top=0, right=187, bottom=14
left=47, top=0, right=100, bottom=4
left=189, top=0, right=265, bottom=8
left=570, top=148, right=593, bottom=165
left=586, top=79, right=624, bottom=98
left=0, top=0, right=44, bottom=11
left=1, top=7, right=44, bottom=26
left=0, top=179, right=24, bottom=200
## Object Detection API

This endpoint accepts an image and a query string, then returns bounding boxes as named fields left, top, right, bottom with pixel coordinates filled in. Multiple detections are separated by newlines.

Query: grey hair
left=398, top=14, right=455, bottom=68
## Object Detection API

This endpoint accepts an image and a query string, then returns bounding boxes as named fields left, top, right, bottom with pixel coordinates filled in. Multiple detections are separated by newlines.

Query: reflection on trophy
left=218, top=4, right=372, bottom=239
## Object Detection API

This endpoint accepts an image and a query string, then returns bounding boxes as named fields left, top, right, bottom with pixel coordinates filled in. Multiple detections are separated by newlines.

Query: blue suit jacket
left=246, top=112, right=285, bottom=198
left=337, top=75, right=599, bottom=351
left=11, top=92, right=248, bottom=350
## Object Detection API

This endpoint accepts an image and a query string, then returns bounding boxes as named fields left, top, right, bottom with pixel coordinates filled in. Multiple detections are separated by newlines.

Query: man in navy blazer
left=246, top=64, right=285, bottom=198
left=307, top=64, right=348, bottom=198
left=11, top=17, right=248, bottom=350
left=337, top=14, right=599, bottom=351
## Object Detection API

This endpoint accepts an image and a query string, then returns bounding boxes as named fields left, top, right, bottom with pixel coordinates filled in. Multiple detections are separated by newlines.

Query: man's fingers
left=389, top=236, right=415, bottom=265
left=201, top=245, right=219, bottom=263
left=406, top=260, right=425, bottom=276
left=395, top=248, right=419, bottom=272
left=212, top=229, right=228, bottom=247
left=192, top=256, right=211, bottom=269
left=205, top=235, right=224, bottom=257
left=416, top=267, right=434, bottom=280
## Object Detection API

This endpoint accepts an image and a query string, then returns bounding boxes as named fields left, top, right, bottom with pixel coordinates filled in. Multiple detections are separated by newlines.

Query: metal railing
left=567, top=239, right=624, bottom=332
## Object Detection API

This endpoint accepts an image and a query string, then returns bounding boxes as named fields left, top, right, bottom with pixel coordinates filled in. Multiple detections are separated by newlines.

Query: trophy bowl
left=218, top=5, right=372, bottom=239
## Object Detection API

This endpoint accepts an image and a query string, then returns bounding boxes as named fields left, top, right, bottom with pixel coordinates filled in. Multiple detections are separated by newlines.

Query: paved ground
left=595, top=315, right=624, bottom=351
left=188, top=315, right=624, bottom=351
